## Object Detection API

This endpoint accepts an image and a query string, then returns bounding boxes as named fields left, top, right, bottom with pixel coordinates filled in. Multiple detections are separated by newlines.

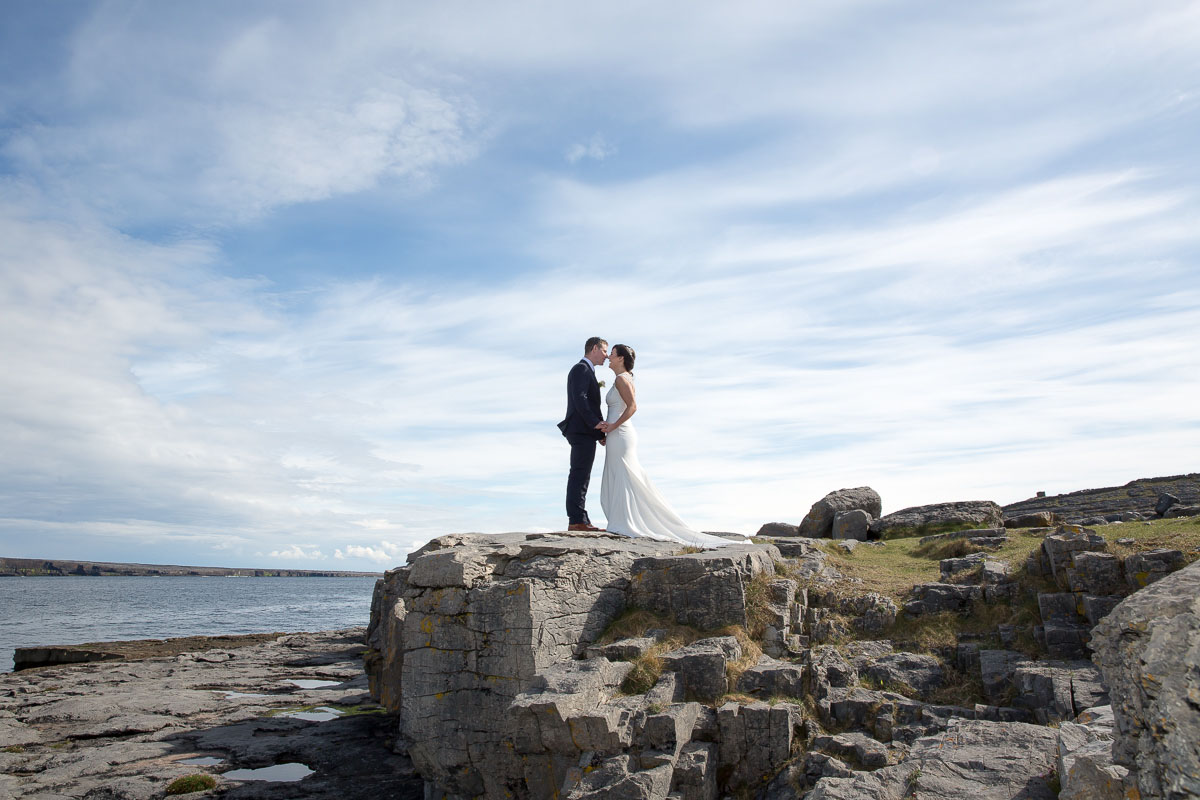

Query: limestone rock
left=811, top=731, right=889, bottom=769
left=716, top=701, right=802, bottom=788
left=736, top=655, right=805, bottom=699
left=1122, top=548, right=1185, bottom=589
left=869, top=501, right=1003, bottom=538
left=1004, top=511, right=1055, bottom=528
left=806, top=719, right=1060, bottom=800
left=799, top=487, right=882, bottom=538
left=1164, top=504, right=1200, bottom=518
left=660, top=637, right=742, bottom=702
left=860, top=652, right=944, bottom=697
left=904, top=583, right=980, bottom=615
left=831, top=509, right=872, bottom=541
left=756, top=522, right=798, bottom=537
left=1154, top=491, right=1180, bottom=516
left=1041, top=527, right=1107, bottom=588
left=1067, top=551, right=1123, bottom=596
left=629, top=545, right=779, bottom=630
left=1091, top=558, right=1200, bottom=800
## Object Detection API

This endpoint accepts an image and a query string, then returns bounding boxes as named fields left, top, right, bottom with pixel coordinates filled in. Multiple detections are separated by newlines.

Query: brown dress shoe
left=567, top=523, right=605, bottom=532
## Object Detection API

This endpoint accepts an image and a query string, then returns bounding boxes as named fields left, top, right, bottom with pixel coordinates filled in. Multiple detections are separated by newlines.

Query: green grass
left=2, top=744, right=25, bottom=753
left=166, top=774, right=217, bottom=794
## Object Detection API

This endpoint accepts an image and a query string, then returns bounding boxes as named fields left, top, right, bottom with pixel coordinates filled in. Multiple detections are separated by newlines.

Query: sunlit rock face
left=364, top=531, right=777, bottom=799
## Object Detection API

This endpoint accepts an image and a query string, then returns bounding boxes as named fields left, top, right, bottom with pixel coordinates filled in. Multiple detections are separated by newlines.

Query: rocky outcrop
left=799, top=487, right=882, bottom=538
left=1091, top=558, right=1200, bottom=800
left=869, top=500, right=1003, bottom=538
left=364, top=532, right=783, bottom=799
left=1003, top=473, right=1200, bottom=522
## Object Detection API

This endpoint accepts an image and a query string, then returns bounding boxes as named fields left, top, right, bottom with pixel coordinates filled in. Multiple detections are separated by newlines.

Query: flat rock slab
left=0, top=628, right=421, bottom=800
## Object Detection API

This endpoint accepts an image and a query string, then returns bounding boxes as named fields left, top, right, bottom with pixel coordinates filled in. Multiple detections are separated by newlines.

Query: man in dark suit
left=558, top=337, right=609, bottom=531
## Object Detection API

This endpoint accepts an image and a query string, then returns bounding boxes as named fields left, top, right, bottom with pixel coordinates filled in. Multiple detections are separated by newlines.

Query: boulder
left=1154, top=491, right=1180, bottom=516
left=1004, top=512, right=1055, bottom=528
left=1091, top=558, right=1200, bottom=800
left=831, top=509, right=872, bottom=541
left=869, top=501, right=1003, bottom=538
left=1164, top=504, right=1200, bottom=518
left=755, top=522, right=798, bottom=537
left=799, top=487, right=882, bottom=538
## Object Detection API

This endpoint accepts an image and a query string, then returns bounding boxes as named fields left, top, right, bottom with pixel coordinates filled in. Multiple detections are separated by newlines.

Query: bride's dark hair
left=612, top=343, right=635, bottom=372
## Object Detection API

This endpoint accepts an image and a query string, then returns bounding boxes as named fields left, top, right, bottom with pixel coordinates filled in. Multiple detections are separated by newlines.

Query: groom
left=558, top=337, right=608, bottom=531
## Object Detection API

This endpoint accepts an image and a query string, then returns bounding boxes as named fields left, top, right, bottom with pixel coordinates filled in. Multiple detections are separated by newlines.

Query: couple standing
left=558, top=337, right=731, bottom=547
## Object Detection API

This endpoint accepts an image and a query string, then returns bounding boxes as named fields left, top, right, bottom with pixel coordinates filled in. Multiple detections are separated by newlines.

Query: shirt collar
left=582, top=358, right=596, bottom=371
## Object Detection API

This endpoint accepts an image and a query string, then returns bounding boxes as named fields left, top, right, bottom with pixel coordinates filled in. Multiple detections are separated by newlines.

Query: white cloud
left=334, top=541, right=411, bottom=564
left=566, top=134, right=615, bottom=164
left=269, top=545, right=325, bottom=560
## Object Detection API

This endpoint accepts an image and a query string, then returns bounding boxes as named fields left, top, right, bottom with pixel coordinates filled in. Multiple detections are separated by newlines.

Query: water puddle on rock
left=223, top=763, right=314, bottom=782
left=277, top=706, right=344, bottom=722
left=221, top=690, right=270, bottom=699
left=286, top=679, right=342, bottom=689
left=179, top=756, right=224, bottom=766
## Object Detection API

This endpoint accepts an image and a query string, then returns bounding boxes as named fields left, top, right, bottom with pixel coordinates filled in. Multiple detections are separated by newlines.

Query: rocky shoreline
left=0, top=629, right=421, bottom=799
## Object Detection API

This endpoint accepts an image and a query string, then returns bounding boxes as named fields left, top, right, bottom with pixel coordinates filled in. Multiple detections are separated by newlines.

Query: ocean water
left=0, top=576, right=378, bottom=672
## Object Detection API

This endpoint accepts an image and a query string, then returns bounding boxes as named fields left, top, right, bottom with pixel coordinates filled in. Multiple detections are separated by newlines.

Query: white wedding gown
left=600, top=376, right=733, bottom=547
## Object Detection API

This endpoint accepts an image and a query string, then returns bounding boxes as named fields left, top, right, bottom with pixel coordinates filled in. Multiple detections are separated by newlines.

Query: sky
left=1, top=1, right=1197, bottom=572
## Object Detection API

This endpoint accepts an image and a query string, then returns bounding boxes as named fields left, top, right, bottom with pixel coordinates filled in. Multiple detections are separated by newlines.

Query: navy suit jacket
left=558, top=359, right=604, bottom=440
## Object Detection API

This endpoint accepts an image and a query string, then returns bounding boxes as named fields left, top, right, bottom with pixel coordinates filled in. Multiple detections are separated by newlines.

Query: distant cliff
left=0, top=556, right=379, bottom=578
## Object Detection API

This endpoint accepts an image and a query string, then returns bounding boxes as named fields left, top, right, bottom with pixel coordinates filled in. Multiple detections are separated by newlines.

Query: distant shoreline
left=0, top=556, right=381, bottom=578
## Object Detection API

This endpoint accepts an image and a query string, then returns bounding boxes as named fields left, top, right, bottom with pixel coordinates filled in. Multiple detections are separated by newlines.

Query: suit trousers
left=565, top=434, right=598, bottom=524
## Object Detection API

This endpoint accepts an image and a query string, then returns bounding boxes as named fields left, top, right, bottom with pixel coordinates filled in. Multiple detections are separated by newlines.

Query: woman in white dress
left=599, top=344, right=733, bottom=547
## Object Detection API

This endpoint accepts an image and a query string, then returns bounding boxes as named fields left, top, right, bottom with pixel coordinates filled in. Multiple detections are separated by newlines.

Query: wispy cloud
left=566, top=134, right=615, bottom=164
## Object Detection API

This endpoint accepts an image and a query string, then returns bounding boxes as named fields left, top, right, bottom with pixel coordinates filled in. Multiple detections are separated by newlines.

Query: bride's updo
left=612, top=343, right=635, bottom=372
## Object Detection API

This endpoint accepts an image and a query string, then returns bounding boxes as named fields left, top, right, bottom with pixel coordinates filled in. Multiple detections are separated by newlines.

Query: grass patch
left=925, top=665, right=985, bottom=707
left=2, top=744, right=25, bottom=753
left=675, top=546, right=706, bottom=555
left=718, top=624, right=763, bottom=691
left=818, top=529, right=1053, bottom=606
left=912, top=537, right=978, bottom=560
left=598, top=608, right=703, bottom=696
left=743, top=573, right=774, bottom=640
left=1103, top=517, right=1200, bottom=561
left=166, top=774, right=217, bottom=794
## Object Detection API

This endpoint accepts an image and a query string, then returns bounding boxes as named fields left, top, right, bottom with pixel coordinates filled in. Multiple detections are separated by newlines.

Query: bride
left=598, top=344, right=733, bottom=547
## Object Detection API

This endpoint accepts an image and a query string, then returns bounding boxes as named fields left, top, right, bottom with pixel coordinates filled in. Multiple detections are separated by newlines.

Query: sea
left=0, top=575, right=379, bottom=672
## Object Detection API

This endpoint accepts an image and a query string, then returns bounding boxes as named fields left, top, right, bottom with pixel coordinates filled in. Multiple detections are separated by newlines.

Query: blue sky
left=1, top=1, right=1197, bottom=571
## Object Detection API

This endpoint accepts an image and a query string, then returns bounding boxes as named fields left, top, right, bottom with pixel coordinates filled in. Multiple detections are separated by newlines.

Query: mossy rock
left=166, top=774, right=217, bottom=795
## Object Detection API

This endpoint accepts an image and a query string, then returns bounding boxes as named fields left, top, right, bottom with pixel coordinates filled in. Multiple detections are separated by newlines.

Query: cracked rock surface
left=0, top=629, right=420, bottom=799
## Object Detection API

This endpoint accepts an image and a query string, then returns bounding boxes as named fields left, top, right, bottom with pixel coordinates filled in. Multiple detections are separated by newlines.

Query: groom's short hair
left=584, top=337, right=608, bottom=354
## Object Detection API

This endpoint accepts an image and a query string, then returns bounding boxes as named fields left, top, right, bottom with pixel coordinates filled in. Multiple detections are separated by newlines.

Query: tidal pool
left=286, top=679, right=342, bottom=689
left=223, top=763, right=314, bottom=782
